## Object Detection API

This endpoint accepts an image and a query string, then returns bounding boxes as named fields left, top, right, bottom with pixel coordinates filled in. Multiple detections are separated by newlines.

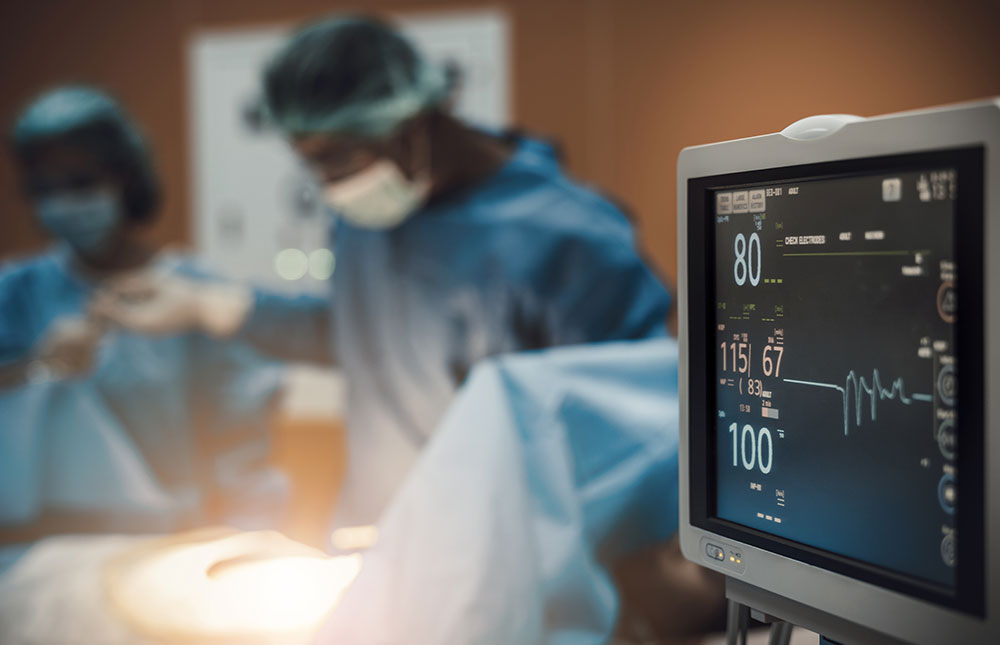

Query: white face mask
left=37, top=189, right=122, bottom=254
left=323, top=159, right=430, bottom=230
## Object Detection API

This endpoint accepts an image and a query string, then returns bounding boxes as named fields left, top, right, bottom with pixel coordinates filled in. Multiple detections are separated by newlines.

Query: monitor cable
left=769, top=620, right=794, bottom=645
left=726, top=599, right=751, bottom=645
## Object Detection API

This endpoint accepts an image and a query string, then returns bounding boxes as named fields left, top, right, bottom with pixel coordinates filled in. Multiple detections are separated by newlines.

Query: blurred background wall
left=1, top=0, right=999, bottom=281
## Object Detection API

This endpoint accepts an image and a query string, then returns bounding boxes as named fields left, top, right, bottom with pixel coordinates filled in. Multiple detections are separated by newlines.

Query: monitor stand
left=726, top=578, right=911, bottom=645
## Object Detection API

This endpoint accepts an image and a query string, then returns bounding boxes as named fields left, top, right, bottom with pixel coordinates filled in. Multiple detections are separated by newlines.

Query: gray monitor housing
left=677, top=99, right=1000, bottom=644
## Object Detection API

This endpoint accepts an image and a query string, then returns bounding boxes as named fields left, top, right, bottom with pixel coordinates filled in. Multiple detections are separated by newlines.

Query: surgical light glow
left=106, top=531, right=361, bottom=640
left=274, top=248, right=309, bottom=280
left=331, top=524, right=379, bottom=551
left=309, top=248, right=336, bottom=280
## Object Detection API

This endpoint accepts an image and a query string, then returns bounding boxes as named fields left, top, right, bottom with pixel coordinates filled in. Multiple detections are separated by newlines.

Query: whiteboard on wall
left=188, top=9, right=510, bottom=293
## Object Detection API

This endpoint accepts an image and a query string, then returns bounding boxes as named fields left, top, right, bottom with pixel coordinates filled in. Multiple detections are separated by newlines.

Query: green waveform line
left=783, top=250, right=913, bottom=257
left=784, top=370, right=931, bottom=436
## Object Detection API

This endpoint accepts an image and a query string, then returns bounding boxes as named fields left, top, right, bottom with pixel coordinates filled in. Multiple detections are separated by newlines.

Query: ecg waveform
left=784, top=370, right=932, bottom=435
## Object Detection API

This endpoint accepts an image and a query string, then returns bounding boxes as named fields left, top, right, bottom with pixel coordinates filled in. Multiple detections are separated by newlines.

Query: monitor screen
left=706, top=150, right=982, bottom=597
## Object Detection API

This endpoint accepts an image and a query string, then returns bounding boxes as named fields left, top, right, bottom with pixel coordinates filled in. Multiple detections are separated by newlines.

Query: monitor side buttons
left=700, top=537, right=747, bottom=574
left=937, top=365, right=957, bottom=407
left=938, top=473, right=957, bottom=515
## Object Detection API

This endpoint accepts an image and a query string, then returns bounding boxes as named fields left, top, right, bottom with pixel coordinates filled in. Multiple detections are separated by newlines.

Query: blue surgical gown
left=239, top=135, right=672, bottom=525
left=0, top=247, right=285, bottom=528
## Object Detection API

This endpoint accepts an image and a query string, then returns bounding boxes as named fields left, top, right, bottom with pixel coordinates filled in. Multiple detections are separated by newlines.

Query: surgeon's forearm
left=197, top=283, right=255, bottom=337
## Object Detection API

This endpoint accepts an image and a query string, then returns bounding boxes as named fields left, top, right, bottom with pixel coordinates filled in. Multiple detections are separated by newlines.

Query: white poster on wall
left=188, top=10, right=510, bottom=294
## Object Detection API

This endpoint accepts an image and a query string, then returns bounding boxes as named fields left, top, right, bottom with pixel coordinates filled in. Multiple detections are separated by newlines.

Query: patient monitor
left=678, top=99, right=1000, bottom=644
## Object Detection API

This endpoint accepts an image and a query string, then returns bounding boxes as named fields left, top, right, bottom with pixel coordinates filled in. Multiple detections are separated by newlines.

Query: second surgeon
left=98, top=15, right=672, bottom=526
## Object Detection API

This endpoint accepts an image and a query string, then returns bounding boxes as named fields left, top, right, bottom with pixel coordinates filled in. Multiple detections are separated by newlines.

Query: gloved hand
left=92, top=272, right=253, bottom=338
left=31, top=315, right=105, bottom=380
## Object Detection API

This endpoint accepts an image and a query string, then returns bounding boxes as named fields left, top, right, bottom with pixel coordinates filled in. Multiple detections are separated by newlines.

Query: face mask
left=323, top=159, right=430, bottom=230
left=37, top=190, right=122, bottom=254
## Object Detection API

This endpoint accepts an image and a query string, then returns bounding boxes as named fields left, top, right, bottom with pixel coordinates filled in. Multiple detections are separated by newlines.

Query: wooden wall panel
left=2, top=0, right=998, bottom=281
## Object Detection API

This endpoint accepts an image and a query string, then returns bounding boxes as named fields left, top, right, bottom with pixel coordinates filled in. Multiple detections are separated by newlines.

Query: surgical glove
left=93, top=273, right=253, bottom=338
left=32, top=315, right=105, bottom=380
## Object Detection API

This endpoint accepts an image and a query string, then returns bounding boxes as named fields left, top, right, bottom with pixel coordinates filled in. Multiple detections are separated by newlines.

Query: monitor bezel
left=685, top=147, right=985, bottom=616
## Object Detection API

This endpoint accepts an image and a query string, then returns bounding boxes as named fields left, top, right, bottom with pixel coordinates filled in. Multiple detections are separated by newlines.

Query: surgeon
left=0, top=86, right=285, bottom=533
left=97, top=14, right=673, bottom=526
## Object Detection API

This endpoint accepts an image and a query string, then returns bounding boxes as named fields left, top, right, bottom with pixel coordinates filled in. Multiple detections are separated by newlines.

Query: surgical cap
left=11, top=86, right=161, bottom=222
left=262, top=15, right=452, bottom=139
